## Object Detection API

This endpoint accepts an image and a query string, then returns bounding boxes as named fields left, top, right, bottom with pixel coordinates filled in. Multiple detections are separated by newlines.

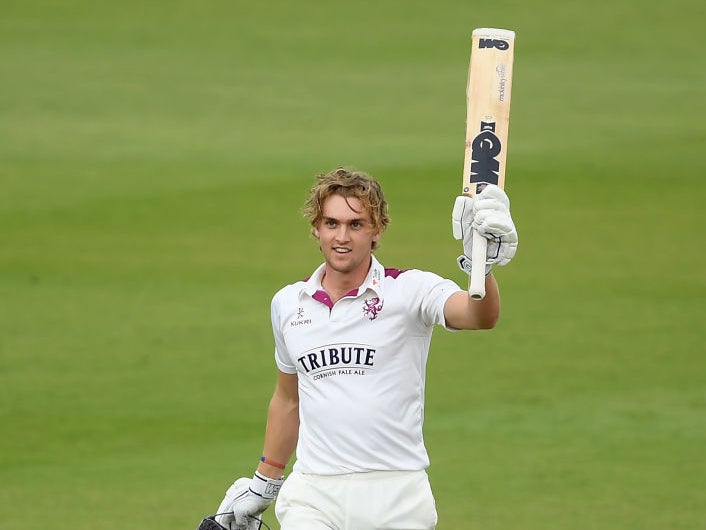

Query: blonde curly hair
left=302, top=167, right=390, bottom=250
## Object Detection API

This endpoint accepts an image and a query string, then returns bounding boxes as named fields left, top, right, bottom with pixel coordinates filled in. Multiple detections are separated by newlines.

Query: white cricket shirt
left=271, top=256, right=463, bottom=475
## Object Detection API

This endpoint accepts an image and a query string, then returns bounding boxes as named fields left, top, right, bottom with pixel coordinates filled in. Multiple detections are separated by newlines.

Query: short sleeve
left=271, top=291, right=297, bottom=374
left=417, top=272, right=464, bottom=329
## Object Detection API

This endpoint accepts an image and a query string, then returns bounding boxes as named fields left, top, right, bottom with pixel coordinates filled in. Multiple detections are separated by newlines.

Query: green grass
left=1, top=1, right=705, bottom=529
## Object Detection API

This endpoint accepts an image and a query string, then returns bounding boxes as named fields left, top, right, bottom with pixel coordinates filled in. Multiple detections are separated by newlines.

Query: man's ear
left=312, top=227, right=320, bottom=239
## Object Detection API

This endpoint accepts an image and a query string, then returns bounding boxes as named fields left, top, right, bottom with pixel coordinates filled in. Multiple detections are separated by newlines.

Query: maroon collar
left=312, top=288, right=359, bottom=310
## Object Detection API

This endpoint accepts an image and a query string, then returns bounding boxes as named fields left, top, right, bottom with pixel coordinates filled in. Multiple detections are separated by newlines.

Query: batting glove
left=452, top=184, right=518, bottom=273
left=215, top=473, right=284, bottom=530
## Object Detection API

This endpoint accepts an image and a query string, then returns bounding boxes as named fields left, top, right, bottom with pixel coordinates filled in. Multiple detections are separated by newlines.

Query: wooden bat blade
left=462, top=28, right=515, bottom=299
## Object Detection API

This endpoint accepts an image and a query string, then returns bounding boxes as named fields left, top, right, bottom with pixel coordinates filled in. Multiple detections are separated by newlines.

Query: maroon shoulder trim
left=384, top=268, right=408, bottom=279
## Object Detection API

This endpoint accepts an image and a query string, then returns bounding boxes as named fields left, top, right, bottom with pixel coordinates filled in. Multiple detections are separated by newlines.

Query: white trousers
left=275, top=469, right=438, bottom=530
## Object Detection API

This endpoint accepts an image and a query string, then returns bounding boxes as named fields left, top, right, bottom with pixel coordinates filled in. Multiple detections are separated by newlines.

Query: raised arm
left=444, top=274, right=500, bottom=330
left=447, top=184, right=518, bottom=330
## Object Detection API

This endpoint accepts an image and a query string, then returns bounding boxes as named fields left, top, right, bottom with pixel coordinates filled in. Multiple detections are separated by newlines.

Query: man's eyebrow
left=323, top=216, right=367, bottom=223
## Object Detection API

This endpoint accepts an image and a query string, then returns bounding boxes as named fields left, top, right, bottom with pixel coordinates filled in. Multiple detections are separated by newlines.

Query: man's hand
left=452, top=184, right=518, bottom=272
left=215, top=473, right=284, bottom=530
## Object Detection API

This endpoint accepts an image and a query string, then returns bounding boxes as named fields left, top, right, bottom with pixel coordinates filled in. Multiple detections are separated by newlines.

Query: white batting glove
left=215, top=473, right=284, bottom=530
left=452, top=184, right=518, bottom=272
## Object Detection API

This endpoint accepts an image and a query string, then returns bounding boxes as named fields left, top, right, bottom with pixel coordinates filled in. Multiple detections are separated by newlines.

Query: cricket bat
left=462, top=28, right=515, bottom=299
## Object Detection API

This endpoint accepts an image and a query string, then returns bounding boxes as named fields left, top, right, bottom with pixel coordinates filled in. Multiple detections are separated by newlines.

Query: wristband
left=260, top=456, right=286, bottom=469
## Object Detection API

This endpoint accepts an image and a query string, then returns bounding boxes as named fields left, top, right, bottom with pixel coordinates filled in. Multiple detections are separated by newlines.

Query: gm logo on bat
left=478, top=38, right=510, bottom=50
left=470, top=121, right=501, bottom=188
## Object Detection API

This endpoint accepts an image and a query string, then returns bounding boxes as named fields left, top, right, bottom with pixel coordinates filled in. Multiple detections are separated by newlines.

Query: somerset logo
left=363, top=297, right=383, bottom=320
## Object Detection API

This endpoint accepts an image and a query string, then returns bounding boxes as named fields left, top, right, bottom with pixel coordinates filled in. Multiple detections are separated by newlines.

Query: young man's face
left=314, top=194, right=380, bottom=276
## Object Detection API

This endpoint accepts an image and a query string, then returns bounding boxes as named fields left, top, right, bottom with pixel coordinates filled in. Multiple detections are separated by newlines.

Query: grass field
left=1, top=1, right=705, bottom=529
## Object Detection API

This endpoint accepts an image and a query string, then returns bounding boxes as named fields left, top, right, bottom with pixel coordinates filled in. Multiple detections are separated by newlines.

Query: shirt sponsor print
left=297, top=343, right=376, bottom=381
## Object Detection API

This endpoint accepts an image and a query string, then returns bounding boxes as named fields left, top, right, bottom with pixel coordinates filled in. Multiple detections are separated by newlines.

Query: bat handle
left=469, top=229, right=488, bottom=300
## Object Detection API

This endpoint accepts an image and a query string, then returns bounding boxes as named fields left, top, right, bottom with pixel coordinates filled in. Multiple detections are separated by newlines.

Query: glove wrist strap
left=457, top=254, right=492, bottom=277
left=250, top=471, right=284, bottom=500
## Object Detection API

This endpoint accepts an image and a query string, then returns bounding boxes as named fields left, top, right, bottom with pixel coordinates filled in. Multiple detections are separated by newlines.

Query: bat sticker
left=469, top=120, right=501, bottom=188
left=478, top=38, right=510, bottom=50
